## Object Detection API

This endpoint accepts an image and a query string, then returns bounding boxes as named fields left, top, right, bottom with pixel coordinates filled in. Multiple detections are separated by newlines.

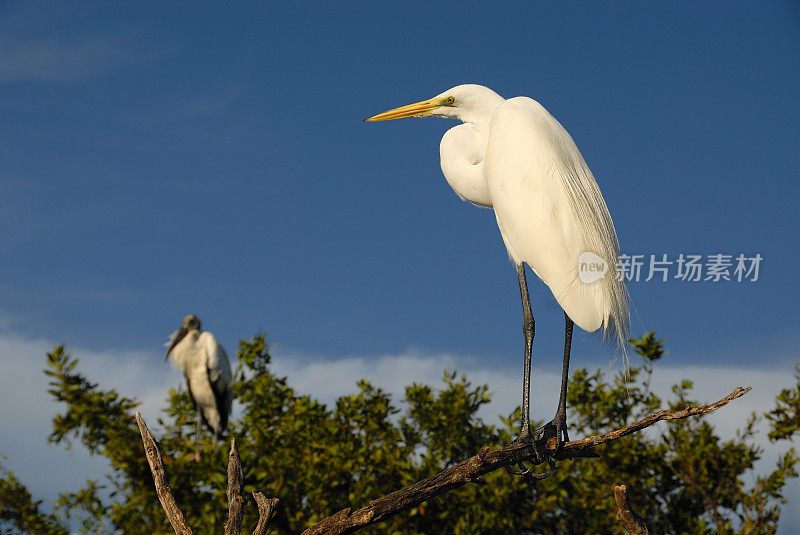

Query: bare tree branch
left=614, top=484, right=649, bottom=535
left=252, top=492, right=280, bottom=535
left=562, top=386, right=751, bottom=451
left=136, top=387, right=749, bottom=534
left=225, top=438, right=245, bottom=535
left=136, top=414, right=279, bottom=535
left=301, top=386, right=751, bottom=535
left=135, top=411, right=193, bottom=535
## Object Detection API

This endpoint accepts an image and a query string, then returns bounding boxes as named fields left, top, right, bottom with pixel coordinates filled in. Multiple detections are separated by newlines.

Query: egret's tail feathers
left=555, top=131, right=631, bottom=366
left=603, top=263, right=631, bottom=369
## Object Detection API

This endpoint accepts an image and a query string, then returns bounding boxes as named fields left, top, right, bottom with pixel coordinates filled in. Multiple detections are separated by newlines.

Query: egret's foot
left=505, top=427, right=552, bottom=479
left=504, top=413, right=569, bottom=480
left=536, top=411, right=569, bottom=446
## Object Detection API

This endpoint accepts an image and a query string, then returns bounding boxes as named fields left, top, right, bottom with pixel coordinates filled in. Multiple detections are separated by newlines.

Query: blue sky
left=1, top=1, right=799, bottom=527
left=1, top=2, right=797, bottom=366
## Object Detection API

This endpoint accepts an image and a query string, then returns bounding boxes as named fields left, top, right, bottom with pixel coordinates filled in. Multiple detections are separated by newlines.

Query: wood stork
left=366, top=85, right=630, bottom=475
left=165, top=314, right=233, bottom=459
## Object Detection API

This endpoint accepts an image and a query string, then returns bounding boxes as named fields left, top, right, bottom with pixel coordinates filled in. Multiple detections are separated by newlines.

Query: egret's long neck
left=439, top=120, right=493, bottom=208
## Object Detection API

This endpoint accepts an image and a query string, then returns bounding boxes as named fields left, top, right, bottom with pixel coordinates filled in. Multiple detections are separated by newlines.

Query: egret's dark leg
left=516, top=263, right=535, bottom=441
left=537, top=312, right=573, bottom=444
left=506, top=263, right=544, bottom=477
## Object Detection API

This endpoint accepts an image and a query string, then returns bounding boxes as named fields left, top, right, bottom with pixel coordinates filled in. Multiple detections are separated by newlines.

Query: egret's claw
left=528, top=467, right=553, bottom=480
left=505, top=462, right=530, bottom=476
left=504, top=413, right=569, bottom=481
left=505, top=427, right=552, bottom=479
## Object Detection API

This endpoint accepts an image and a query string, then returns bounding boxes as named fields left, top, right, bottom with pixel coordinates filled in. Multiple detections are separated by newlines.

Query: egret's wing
left=485, top=97, right=629, bottom=347
left=200, top=332, right=233, bottom=432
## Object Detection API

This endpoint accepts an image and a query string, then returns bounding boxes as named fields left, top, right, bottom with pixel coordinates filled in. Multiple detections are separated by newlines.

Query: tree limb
left=224, top=438, right=245, bottom=535
left=252, top=492, right=280, bottom=535
left=301, top=386, right=751, bottom=535
left=136, top=413, right=279, bottom=535
left=135, top=411, right=193, bottom=535
left=614, top=484, right=649, bottom=535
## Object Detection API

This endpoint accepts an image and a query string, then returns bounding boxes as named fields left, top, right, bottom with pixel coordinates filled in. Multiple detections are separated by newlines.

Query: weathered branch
left=224, top=438, right=245, bottom=535
left=135, top=411, right=193, bottom=535
left=563, top=386, right=751, bottom=451
left=614, top=484, right=649, bottom=535
left=135, top=413, right=279, bottom=535
left=136, top=387, right=750, bottom=534
left=302, top=386, right=751, bottom=535
left=252, top=492, right=280, bottom=535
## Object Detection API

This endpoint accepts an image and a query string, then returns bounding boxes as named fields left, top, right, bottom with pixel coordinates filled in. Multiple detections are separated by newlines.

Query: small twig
left=252, top=492, right=280, bottom=535
left=614, top=485, right=649, bottom=535
left=135, top=412, right=193, bottom=535
left=564, top=386, right=752, bottom=451
left=224, top=438, right=245, bottom=535
left=302, top=386, right=751, bottom=535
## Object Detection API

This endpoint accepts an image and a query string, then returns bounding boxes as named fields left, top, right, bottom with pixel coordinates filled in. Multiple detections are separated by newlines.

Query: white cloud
left=179, top=85, right=244, bottom=117
left=0, top=331, right=797, bottom=531
left=0, top=331, right=171, bottom=513
left=0, top=35, right=145, bottom=83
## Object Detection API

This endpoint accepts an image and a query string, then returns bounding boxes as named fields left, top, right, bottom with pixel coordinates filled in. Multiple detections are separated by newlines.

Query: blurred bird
left=366, top=84, right=629, bottom=475
left=165, top=314, right=232, bottom=460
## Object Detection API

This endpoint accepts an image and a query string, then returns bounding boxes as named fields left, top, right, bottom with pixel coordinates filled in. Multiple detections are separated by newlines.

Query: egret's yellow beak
left=365, top=97, right=447, bottom=122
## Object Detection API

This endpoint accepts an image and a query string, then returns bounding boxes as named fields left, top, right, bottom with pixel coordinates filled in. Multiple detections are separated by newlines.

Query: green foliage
left=629, top=330, right=667, bottom=363
left=766, top=363, right=800, bottom=442
left=0, top=334, right=798, bottom=533
left=0, top=463, right=68, bottom=535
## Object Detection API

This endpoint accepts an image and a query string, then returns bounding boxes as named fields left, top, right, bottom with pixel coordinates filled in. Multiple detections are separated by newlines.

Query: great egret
left=165, top=314, right=233, bottom=460
left=366, top=84, right=629, bottom=473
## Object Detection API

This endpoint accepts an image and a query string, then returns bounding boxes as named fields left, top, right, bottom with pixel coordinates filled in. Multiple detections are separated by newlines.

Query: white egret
left=366, top=85, right=629, bottom=473
left=165, top=314, right=233, bottom=460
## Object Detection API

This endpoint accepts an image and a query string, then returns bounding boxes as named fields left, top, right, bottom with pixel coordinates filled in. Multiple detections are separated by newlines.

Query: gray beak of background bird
left=164, top=326, right=188, bottom=361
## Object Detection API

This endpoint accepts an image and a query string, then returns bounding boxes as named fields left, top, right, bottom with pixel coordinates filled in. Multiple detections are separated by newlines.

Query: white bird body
left=434, top=86, right=628, bottom=340
left=367, top=84, right=631, bottom=454
left=166, top=316, right=232, bottom=439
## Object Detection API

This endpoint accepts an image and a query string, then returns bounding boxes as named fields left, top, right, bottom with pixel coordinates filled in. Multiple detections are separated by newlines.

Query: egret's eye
left=444, top=96, right=455, bottom=106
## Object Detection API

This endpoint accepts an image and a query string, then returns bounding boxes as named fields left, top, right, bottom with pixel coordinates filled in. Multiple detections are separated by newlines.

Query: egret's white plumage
left=165, top=315, right=232, bottom=441
left=366, top=84, right=630, bottom=457
left=438, top=85, right=629, bottom=344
